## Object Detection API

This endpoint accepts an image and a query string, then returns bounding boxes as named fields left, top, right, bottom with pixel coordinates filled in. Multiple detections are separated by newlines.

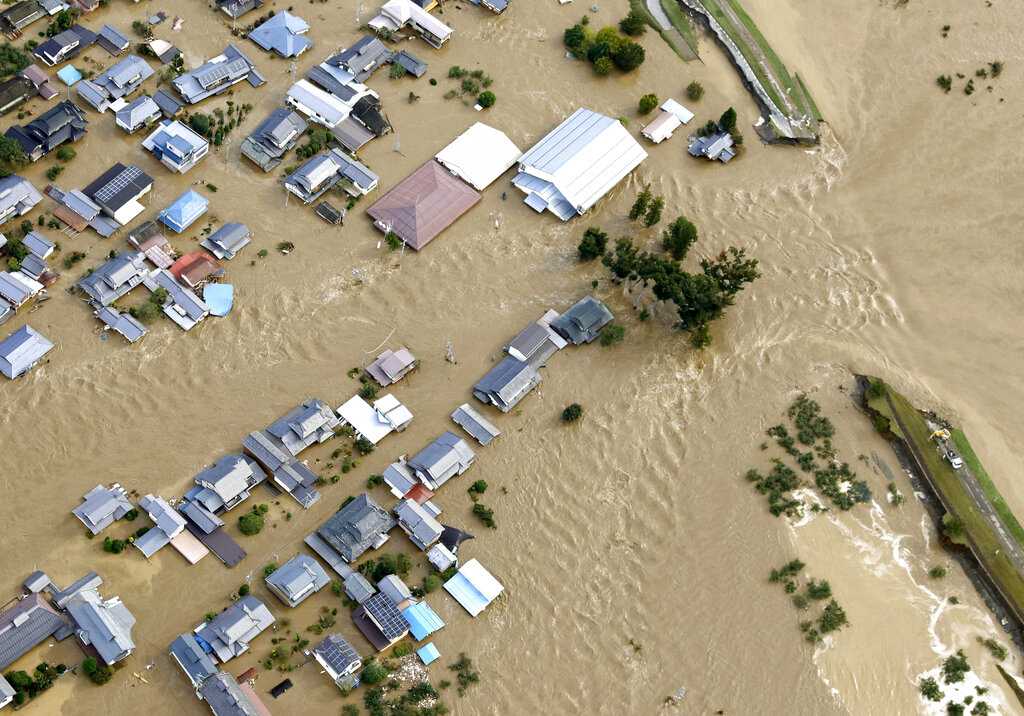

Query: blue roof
left=56, top=65, right=82, bottom=86
left=203, top=283, right=233, bottom=316
left=159, top=190, right=208, bottom=232
left=416, top=642, right=440, bottom=665
left=400, top=602, right=444, bottom=641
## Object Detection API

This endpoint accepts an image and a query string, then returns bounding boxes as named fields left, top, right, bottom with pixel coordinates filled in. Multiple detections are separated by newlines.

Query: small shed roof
left=366, top=160, right=480, bottom=251
left=401, top=601, right=444, bottom=641
left=416, top=642, right=440, bottom=665
left=443, top=559, right=503, bottom=617
left=450, top=403, right=501, bottom=446
left=0, top=324, right=53, bottom=379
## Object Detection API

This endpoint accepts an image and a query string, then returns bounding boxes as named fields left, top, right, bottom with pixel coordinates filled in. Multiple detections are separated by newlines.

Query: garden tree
left=577, top=226, right=608, bottom=261
left=686, top=81, right=704, bottom=101
left=638, top=93, right=659, bottom=114
left=593, top=57, right=613, bottom=76
left=0, top=43, right=31, bottom=79
left=361, top=660, right=390, bottom=685
left=238, top=510, right=264, bottom=536
left=612, top=41, right=646, bottom=72
left=643, top=196, right=664, bottom=227
left=600, top=323, right=625, bottom=346
left=662, top=216, right=698, bottom=261
left=586, top=41, right=610, bottom=64
left=719, top=106, right=737, bottom=133
left=423, top=574, right=441, bottom=593
left=477, top=91, right=496, bottom=108
left=563, top=23, right=587, bottom=52
left=593, top=27, right=625, bottom=54
left=701, top=246, right=761, bottom=296
left=82, top=657, right=112, bottom=685
left=629, top=186, right=653, bottom=221
left=189, top=113, right=212, bottom=136
left=619, top=10, right=646, bottom=36
left=0, top=135, right=27, bottom=175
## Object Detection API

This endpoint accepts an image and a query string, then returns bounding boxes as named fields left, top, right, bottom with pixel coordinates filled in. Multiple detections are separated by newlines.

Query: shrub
left=619, top=10, right=646, bottom=36
left=561, top=403, right=583, bottom=422
left=392, top=642, right=413, bottom=658
left=719, top=107, right=737, bottom=133
left=361, top=659, right=390, bottom=685
left=238, top=511, right=264, bottom=536
left=82, top=657, right=112, bottom=685
left=629, top=187, right=652, bottom=221
left=423, top=574, right=441, bottom=593
left=806, top=579, right=832, bottom=600
left=638, top=93, right=659, bottom=114
left=643, top=196, right=664, bottom=227
left=686, top=81, right=704, bottom=101
left=942, top=650, right=970, bottom=684
left=577, top=226, right=608, bottom=261
left=354, top=437, right=375, bottom=455
left=600, top=324, right=625, bottom=347
left=359, top=383, right=378, bottom=400
left=384, top=231, right=402, bottom=251
left=263, top=562, right=278, bottom=577
left=468, top=479, right=488, bottom=496
left=612, top=41, right=645, bottom=72
left=55, top=146, right=76, bottom=162
left=477, top=91, right=496, bottom=108
left=238, top=583, right=250, bottom=597
left=593, top=57, right=613, bottom=76
left=189, top=113, right=212, bottom=136
left=45, top=165, right=63, bottom=181
left=929, top=565, right=947, bottom=579
left=388, top=63, right=407, bottom=79
left=472, top=503, right=496, bottom=529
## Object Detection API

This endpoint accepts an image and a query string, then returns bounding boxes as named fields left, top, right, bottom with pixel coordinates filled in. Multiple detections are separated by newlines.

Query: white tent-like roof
left=434, top=122, right=522, bottom=191
left=443, top=559, right=504, bottom=617
left=337, top=394, right=412, bottom=445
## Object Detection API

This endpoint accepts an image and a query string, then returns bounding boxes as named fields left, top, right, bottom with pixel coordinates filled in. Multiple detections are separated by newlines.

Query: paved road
left=645, top=0, right=689, bottom=51
left=886, top=395, right=1024, bottom=580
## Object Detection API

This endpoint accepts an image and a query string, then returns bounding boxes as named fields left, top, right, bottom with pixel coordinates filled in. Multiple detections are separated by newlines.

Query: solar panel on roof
left=93, top=166, right=147, bottom=204
left=365, top=594, right=407, bottom=640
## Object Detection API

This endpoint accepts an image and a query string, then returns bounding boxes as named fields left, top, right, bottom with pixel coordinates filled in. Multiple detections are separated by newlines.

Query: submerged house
left=641, top=98, right=694, bottom=144
left=158, top=190, right=208, bottom=233
left=352, top=592, right=409, bottom=652
left=366, top=160, right=481, bottom=251
left=33, top=25, right=96, bottom=66
left=513, top=107, right=647, bottom=221
left=444, top=559, right=503, bottom=617
left=248, top=11, right=311, bottom=58
left=240, top=107, right=306, bottom=172
left=134, top=494, right=188, bottom=558
left=21, top=64, right=58, bottom=100
left=143, top=120, right=210, bottom=174
left=194, top=596, right=275, bottom=662
left=394, top=498, right=442, bottom=551
left=265, top=554, right=330, bottom=608
left=0, top=594, right=69, bottom=670
left=312, top=634, right=362, bottom=691
left=304, top=64, right=390, bottom=140
left=264, top=399, right=339, bottom=456
left=283, top=149, right=378, bottom=204
left=4, top=100, right=86, bottom=162
left=74, top=54, right=154, bottom=112
left=327, top=35, right=392, bottom=82
left=0, top=1, right=45, bottom=37
left=76, top=252, right=148, bottom=307
left=550, top=295, right=614, bottom=345
left=506, top=309, right=567, bottom=367
left=72, top=484, right=133, bottom=535
left=0, top=175, right=42, bottom=225
left=0, top=271, right=42, bottom=312
left=450, top=403, right=501, bottom=446
left=688, top=131, right=736, bottom=163
left=142, top=269, right=210, bottom=331
left=216, top=0, right=262, bottom=19
left=172, top=45, right=265, bottom=105
left=95, top=306, right=148, bottom=344
left=199, top=671, right=271, bottom=715
left=0, top=76, right=35, bottom=115
left=190, top=454, right=267, bottom=513
left=82, top=163, right=153, bottom=226
left=96, top=24, right=130, bottom=56
left=336, top=393, right=412, bottom=445
left=368, top=0, right=452, bottom=49
left=64, top=585, right=136, bottom=665
left=434, top=122, right=522, bottom=191
left=0, top=325, right=52, bottom=379
left=115, top=95, right=162, bottom=133
left=286, top=79, right=349, bottom=129
left=169, top=633, right=217, bottom=692
left=201, top=223, right=251, bottom=260
left=365, top=346, right=417, bottom=387
left=473, top=356, right=541, bottom=413
left=407, top=431, right=475, bottom=490
left=314, top=493, right=395, bottom=563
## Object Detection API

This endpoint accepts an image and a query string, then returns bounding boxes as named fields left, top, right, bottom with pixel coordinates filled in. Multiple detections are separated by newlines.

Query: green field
left=628, top=0, right=700, bottom=62
left=869, top=379, right=1024, bottom=617
left=952, top=429, right=1024, bottom=547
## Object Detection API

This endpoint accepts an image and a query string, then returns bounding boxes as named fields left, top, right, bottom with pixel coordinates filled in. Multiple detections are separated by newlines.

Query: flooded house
left=513, top=107, right=647, bottom=221
left=0, top=594, right=68, bottom=670
left=343, top=572, right=375, bottom=605
left=216, top=0, right=262, bottom=19
left=82, top=163, right=153, bottom=226
left=406, top=431, right=476, bottom=490
left=312, top=493, right=396, bottom=564
left=194, top=596, right=275, bottom=662
left=158, top=190, right=209, bottom=233
left=144, top=269, right=211, bottom=331
left=0, top=176, right=42, bottom=225
left=450, top=403, right=501, bottom=446
left=248, top=11, right=311, bottom=59
left=63, top=583, right=136, bottom=665
left=0, top=76, right=34, bottom=115
left=365, top=346, right=417, bottom=387
left=443, top=559, right=504, bottom=617
left=401, top=601, right=445, bottom=641
left=95, top=306, right=148, bottom=344
left=72, top=484, right=134, bottom=535
left=473, top=356, right=541, bottom=413
left=169, top=633, right=218, bottom=692
left=0, top=1, right=45, bottom=37
left=74, top=55, right=154, bottom=112
left=33, top=25, right=96, bottom=66
left=172, top=45, right=265, bottom=105
left=434, top=122, right=522, bottom=191
left=327, top=35, right=392, bottom=82
left=312, top=634, right=362, bottom=691
left=352, top=592, right=409, bottom=652
left=240, top=108, right=306, bottom=172
left=115, top=95, right=162, bottom=134
left=550, top=295, right=614, bottom=344
left=688, top=131, right=736, bottom=163
left=76, top=252, right=148, bottom=307
left=96, top=24, right=130, bottom=56
left=201, top=223, right=252, bottom=260
left=20, top=65, right=57, bottom=100
left=143, top=120, right=210, bottom=174
left=265, top=554, right=329, bottom=608
left=506, top=309, right=567, bottom=367
left=336, top=393, right=413, bottom=445
left=199, top=670, right=272, bottom=715
left=394, top=498, right=443, bottom=551
left=640, top=98, right=694, bottom=144
left=283, top=149, right=378, bottom=204
left=368, top=0, right=453, bottom=49
left=0, top=272, right=42, bottom=314
left=4, top=100, right=87, bottom=162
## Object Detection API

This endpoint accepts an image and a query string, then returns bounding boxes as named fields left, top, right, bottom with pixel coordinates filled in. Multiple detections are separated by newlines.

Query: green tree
left=662, top=216, right=697, bottom=261
left=701, top=247, right=761, bottom=296
left=477, top=91, right=496, bottom=108
left=238, top=511, right=264, bottom=536
left=0, top=43, right=31, bottom=79
left=361, top=659, right=390, bottom=685
left=686, top=81, right=704, bottom=101
left=593, top=57, right=613, bottom=76
left=586, top=41, right=610, bottom=63
left=643, top=196, right=664, bottom=227
left=619, top=10, right=646, bottom=35
left=189, top=113, right=212, bottom=136
left=55, top=146, right=76, bottom=162
left=612, top=41, right=646, bottom=72
left=817, top=600, right=849, bottom=633
left=238, top=583, right=250, bottom=597
left=561, top=403, right=583, bottom=422
left=423, top=574, right=441, bottom=593
left=941, top=650, right=970, bottom=684
left=600, top=324, right=625, bottom=347
left=593, top=27, right=624, bottom=54
left=472, top=503, right=496, bottom=528
left=577, top=226, right=608, bottom=261
left=629, top=187, right=652, bottom=221
left=563, top=23, right=587, bottom=50
left=638, top=93, right=659, bottom=114
left=0, top=135, right=27, bottom=173
left=719, top=107, right=738, bottom=133
left=82, top=657, right=112, bottom=685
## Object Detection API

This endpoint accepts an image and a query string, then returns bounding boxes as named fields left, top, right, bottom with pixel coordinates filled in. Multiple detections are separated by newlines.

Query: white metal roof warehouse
left=513, top=107, right=647, bottom=221
left=434, top=122, right=522, bottom=191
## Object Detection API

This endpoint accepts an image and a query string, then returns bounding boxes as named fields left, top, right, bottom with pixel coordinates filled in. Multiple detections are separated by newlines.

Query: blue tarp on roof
left=416, top=642, right=440, bottom=665
left=159, top=190, right=208, bottom=232
left=400, top=602, right=445, bottom=641
left=203, top=283, right=233, bottom=316
left=56, top=65, right=82, bottom=86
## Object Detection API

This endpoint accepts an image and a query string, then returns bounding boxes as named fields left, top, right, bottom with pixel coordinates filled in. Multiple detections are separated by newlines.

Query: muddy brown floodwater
left=2, top=0, right=1023, bottom=714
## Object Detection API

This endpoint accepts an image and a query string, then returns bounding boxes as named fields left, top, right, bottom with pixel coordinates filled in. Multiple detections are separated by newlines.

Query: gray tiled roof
left=169, top=633, right=217, bottom=688
left=408, top=432, right=475, bottom=489
left=199, top=671, right=263, bottom=715
left=0, top=594, right=68, bottom=670
left=195, top=596, right=274, bottom=662
left=265, top=554, right=330, bottom=607
left=472, top=356, right=541, bottom=413
left=550, top=295, right=613, bottom=345
left=394, top=498, right=442, bottom=551
left=65, top=590, right=136, bottom=665
left=317, top=493, right=395, bottom=563
left=0, top=324, right=53, bottom=380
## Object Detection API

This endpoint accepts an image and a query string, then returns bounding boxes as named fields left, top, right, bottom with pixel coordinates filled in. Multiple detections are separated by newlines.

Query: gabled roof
left=265, top=554, right=330, bottom=606
left=158, top=189, right=208, bottom=232
left=312, top=634, right=361, bottom=679
left=0, top=594, right=68, bottom=670
left=360, top=592, right=408, bottom=641
left=473, top=355, right=541, bottom=412
left=443, top=559, right=503, bottom=617
left=172, top=45, right=264, bottom=104
left=400, top=601, right=444, bottom=641
left=64, top=589, right=136, bottom=665
left=265, top=399, right=339, bottom=456
left=550, top=295, right=613, bottom=344
left=82, top=163, right=153, bottom=214
left=115, top=95, right=161, bottom=131
left=201, top=223, right=251, bottom=260
left=195, top=596, right=274, bottom=662
left=408, top=431, right=475, bottom=488
left=96, top=307, right=147, bottom=343
left=0, top=324, right=53, bottom=379
left=73, top=484, right=133, bottom=534
left=76, top=251, right=148, bottom=307
left=434, top=122, right=522, bottom=191
left=366, top=159, right=481, bottom=251
left=394, top=498, right=442, bottom=550
left=199, top=671, right=267, bottom=716
left=514, top=108, right=646, bottom=219
left=97, top=24, right=130, bottom=55
left=317, top=493, right=395, bottom=562
left=169, top=633, right=217, bottom=688
left=365, top=347, right=416, bottom=386
left=0, top=175, right=43, bottom=220
left=328, top=35, right=392, bottom=82
left=450, top=403, right=501, bottom=446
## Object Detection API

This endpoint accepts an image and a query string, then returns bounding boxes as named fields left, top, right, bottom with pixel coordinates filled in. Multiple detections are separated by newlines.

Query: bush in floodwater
left=817, top=600, right=849, bottom=634
left=919, top=676, right=943, bottom=701
left=600, top=324, right=625, bottom=347
left=561, top=403, right=583, bottom=422
left=638, top=93, right=658, bottom=115
left=618, top=10, right=646, bottom=36
left=937, top=75, right=952, bottom=93
left=238, top=510, right=264, bottom=536
left=82, top=657, right=112, bottom=685
left=928, top=565, right=947, bottom=579
left=361, top=659, right=390, bottom=685
left=686, top=81, right=704, bottom=101
left=806, top=579, right=832, bottom=600
left=578, top=226, right=608, bottom=261
left=472, top=503, right=495, bottom=529
left=942, top=650, right=970, bottom=684
left=477, top=91, right=496, bottom=108
left=977, top=636, right=1007, bottom=661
